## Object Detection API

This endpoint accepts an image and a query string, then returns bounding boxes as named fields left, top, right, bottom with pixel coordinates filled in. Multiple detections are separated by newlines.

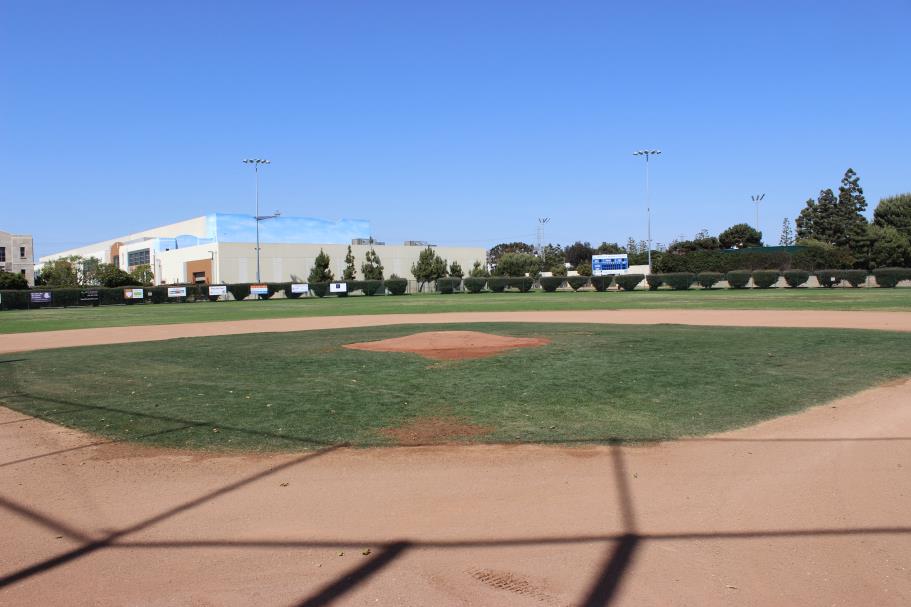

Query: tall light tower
left=751, top=194, right=765, bottom=237
left=242, top=159, right=279, bottom=283
left=537, top=218, right=550, bottom=262
left=633, top=149, right=661, bottom=272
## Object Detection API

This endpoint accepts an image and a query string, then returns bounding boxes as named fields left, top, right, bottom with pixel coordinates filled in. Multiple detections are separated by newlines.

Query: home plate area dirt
left=343, top=330, right=551, bottom=360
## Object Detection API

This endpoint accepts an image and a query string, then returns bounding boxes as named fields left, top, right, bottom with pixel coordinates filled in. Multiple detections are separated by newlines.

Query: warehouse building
left=39, top=214, right=485, bottom=285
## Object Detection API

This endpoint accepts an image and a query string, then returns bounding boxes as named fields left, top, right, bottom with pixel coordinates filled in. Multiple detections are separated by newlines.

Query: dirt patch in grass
left=380, top=415, right=492, bottom=445
left=343, top=330, right=550, bottom=360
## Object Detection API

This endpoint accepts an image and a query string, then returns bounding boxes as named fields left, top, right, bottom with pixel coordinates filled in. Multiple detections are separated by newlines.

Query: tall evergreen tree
left=360, top=248, right=384, bottom=280
left=873, top=193, right=911, bottom=240
left=343, top=245, right=356, bottom=280
left=411, top=246, right=447, bottom=291
left=796, top=169, right=869, bottom=249
left=779, top=218, right=795, bottom=246
left=308, top=249, right=334, bottom=283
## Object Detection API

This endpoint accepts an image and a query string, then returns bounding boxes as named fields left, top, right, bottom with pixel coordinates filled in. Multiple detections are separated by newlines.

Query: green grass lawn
left=1, top=288, right=910, bottom=334
left=2, top=323, right=908, bottom=450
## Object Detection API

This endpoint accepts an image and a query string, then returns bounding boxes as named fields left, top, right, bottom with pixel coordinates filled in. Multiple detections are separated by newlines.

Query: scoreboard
left=591, top=254, right=629, bottom=276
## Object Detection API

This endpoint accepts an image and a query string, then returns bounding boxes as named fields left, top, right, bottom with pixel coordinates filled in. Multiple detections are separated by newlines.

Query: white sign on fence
left=329, top=282, right=348, bottom=293
left=250, top=284, right=269, bottom=295
left=208, top=285, right=227, bottom=297
left=291, top=283, right=309, bottom=294
left=123, top=288, right=144, bottom=300
left=167, top=287, right=187, bottom=298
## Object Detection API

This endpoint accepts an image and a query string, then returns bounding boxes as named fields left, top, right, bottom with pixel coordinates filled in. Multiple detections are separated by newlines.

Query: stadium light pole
left=242, top=159, right=279, bottom=283
left=751, top=193, right=765, bottom=237
left=633, top=150, right=661, bottom=272
left=537, top=218, right=550, bottom=264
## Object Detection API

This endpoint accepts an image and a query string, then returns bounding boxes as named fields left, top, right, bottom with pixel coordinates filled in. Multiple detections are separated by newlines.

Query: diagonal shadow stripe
left=292, top=541, right=411, bottom=607
left=581, top=534, right=640, bottom=607
left=0, top=495, right=93, bottom=543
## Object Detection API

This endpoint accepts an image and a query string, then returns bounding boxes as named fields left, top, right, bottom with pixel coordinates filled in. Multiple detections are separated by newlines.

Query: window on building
left=20, top=269, right=26, bottom=276
left=20, top=246, right=26, bottom=258
left=127, top=249, right=151, bottom=267
left=0, top=247, right=5, bottom=262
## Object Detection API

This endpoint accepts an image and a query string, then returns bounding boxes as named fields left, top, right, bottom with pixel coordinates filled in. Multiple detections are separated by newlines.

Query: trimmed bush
left=507, top=276, right=535, bottom=292
left=872, top=267, right=911, bottom=288
left=463, top=277, right=487, bottom=293
left=815, top=270, right=843, bottom=288
left=590, top=276, right=613, bottom=291
left=228, top=283, right=251, bottom=301
left=751, top=270, right=780, bottom=289
left=615, top=274, right=644, bottom=291
left=362, top=279, right=384, bottom=296
left=645, top=274, right=663, bottom=290
left=435, top=277, right=461, bottom=294
left=539, top=276, right=564, bottom=292
left=566, top=276, right=589, bottom=291
left=0, top=290, right=30, bottom=310
left=696, top=272, right=723, bottom=289
left=283, top=283, right=305, bottom=299
left=384, top=278, right=407, bottom=295
left=487, top=277, right=508, bottom=292
left=782, top=270, right=810, bottom=288
left=661, top=272, right=695, bottom=291
left=726, top=270, right=751, bottom=289
left=842, top=270, right=868, bottom=288
left=310, top=282, right=329, bottom=298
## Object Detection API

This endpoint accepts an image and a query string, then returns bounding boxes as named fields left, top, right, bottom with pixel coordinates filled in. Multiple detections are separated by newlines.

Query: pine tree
left=779, top=218, right=795, bottom=246
left=307, top=249, right=334, bottom=283
left=411, top=246, right=447, bottom=291
left=626, top=237, right=638, bottom=255
left=343, top=246, right=356, bottom=280
left=360, top=248, right=384, bottom=280
left=469, top=260, right=489, bottom=277
left=449, top=261, right=464, bottom=278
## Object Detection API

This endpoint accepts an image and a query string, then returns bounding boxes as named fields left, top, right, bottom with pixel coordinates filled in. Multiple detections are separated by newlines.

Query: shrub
left=566, top=276, right=589, bottom=291
left=842, top=269, right=868, bottom=288
left=463, top=277, right=487, bottom=293
left=751, top=270, right=780, bottom=289
left=539, top=276, right=564, bottom=292
left=872, top=267, right=911, bottom=288
left=507, top=276, right=534, bottom=292
left=661, top=272, right=695, bottom=290
left=228, top=283, right=251, bottom=301
left=590, top=276, right=613, bottom=291
left=783, top=270, right=810, bottom=288
left=696, top=272, right=723, bottom=289
left=310, top=282, right=329, bottom=297
left=436, top=277, right=461, bottom=294
left=0, top=290, right=30, bottom=310
left=362, top=279, right=384, bottom=296
left=726, top=270, right=751, bottom=289
left=384, top=278, right=407, bottom=295
left=0, top=271, right=28, bottom=290
left=148, top=286, right=169, bottom=304
left=645, top=274, right=663, bottom=290
left=615, top=274, right=644, bottom=291
left=487, top=277, right=508, bottom=292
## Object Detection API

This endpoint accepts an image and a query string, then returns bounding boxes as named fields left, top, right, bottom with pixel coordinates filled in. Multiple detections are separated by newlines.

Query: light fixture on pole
left=537, top=218, right=550, bottom=263
left=632, top=150, right=661, bottom=273
left=242, top=159, right=279, bottom=284
left=751, top=194, right=765, bottom=235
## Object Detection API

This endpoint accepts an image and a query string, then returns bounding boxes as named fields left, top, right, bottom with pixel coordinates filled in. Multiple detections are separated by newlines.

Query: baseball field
left=1, top=291, right=910, bottom=606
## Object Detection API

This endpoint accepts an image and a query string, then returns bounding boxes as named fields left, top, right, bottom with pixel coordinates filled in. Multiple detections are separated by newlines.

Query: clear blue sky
left=2, top=0, right=909, bottom=257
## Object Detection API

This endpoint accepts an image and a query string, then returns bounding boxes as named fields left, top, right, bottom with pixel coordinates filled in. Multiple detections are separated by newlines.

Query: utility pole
left=751, top=194, right=765, bottom=237
left=242, top=159, right=279, bottom=283
left=537, top=218, right=550, bottom=263
left=633, top=150, right=661, bottom=272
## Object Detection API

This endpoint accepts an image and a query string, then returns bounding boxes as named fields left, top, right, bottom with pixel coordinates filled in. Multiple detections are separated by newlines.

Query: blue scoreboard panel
left=591, top=254, right=630, bottom=276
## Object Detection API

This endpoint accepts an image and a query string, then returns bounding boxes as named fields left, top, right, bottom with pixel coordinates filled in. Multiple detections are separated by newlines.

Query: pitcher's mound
left=344, top=330, right=550, bottom=360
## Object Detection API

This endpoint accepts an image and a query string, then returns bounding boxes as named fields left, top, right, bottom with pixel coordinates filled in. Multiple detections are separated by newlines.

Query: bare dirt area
left=344, top=330, right=551, bottom=360
left=379, top=415, right=492, bottom=445
left=2, top=309, right=911, bottom=354
left=2, top=378, right=910, bottom=606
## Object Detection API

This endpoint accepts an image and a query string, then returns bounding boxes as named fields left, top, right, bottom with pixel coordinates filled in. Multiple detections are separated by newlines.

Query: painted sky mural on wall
left=204, top=213, right=371, bottom=244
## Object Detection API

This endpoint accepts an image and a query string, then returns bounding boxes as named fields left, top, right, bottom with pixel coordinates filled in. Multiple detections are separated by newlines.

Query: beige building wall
left=0, top=231, right=35, bottom=286
left=157, top=244, right=222, bottom=284
left=160, top=243, right=487, bottom=285
left=38, top=216, right=208, bottom=263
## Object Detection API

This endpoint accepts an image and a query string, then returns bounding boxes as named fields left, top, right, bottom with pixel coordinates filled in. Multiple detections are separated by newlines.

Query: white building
left=39, top=214, right=485, bottom=285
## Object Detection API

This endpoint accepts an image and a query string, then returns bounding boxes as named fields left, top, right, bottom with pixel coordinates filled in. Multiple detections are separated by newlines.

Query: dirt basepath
left=2, top=379, right=910, bottom=606
left=2, top=309, right=911, bottom=354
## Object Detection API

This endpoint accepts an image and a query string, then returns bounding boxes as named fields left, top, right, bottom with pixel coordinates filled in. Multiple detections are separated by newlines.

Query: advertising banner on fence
left=250, top=284, right=269, bottom=296
left=80, top=290, right=99, bottom=303
left=591, top=254, right=629, bottom=276
left=291, top=283, right=309, bottom=294
left=208, top=285, right=227, bottom=297
left=123, top=288, right=144, bottom=300
left=329, top=282, right=348, bottom=294
left=30, top=291, right=52, bottom=303
left=167, top=287, right=187, bottom=298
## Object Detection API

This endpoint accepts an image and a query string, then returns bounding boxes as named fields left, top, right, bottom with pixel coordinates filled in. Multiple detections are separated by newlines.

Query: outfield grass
left=1, top=288, right=910, bottom=334
left=2, top=323, right=908, bottom=450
